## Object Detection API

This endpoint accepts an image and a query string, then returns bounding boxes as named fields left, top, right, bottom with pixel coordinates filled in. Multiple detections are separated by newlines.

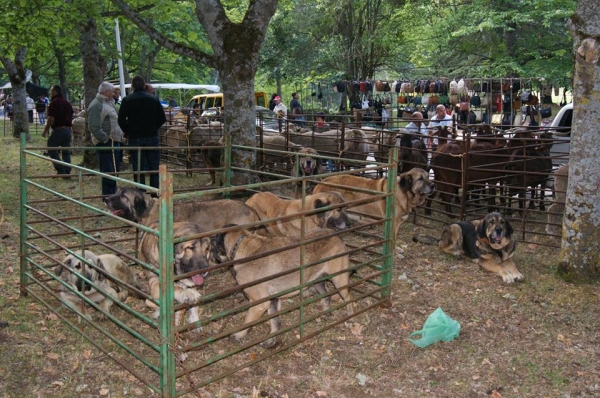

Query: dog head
left=398, top=167, right=435, bottom=204
left=173, top=223, right=211, bottom=286
left=477, top=212, right=514, bottom=250
left=297, top=147, right=321, bottom=177
left=311, top=192, right=350, bottom=230
left=104, top=187, right=152, bottom=222
left=57, top=250, right=102, bottom=293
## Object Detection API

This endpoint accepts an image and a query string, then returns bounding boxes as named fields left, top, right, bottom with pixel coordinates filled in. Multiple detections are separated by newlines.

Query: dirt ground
left=1, top=137, right=599, bottom=398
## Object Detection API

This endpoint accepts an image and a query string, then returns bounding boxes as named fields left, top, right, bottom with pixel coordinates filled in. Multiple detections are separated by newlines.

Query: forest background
left=0, top=0, right=576, bottom=109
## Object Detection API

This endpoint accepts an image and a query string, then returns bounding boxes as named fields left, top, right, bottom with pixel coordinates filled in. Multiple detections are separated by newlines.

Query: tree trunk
left=0, top=47, right=30, bottom=141
left=110, top=0, right=277, bottom=185
left=559, top=1, right=600, bottom=281
left=78, top=17, right=104, bottom=169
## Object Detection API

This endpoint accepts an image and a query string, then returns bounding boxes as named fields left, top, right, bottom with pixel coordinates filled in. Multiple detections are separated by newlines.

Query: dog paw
left=260, top=337, right=279, bottom=349
left=180, top=289, right=201, bottom=304
left=231, top=330, right=248, bottom=342
left=501, top=273, right=522, bottom=284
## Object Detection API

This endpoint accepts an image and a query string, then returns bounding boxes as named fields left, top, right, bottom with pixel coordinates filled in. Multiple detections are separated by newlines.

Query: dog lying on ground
left=312, top=168, right=434, bottom=242
left=104, top=189, right=214, bottom=326
left=413, top=212, right=522, bottom=283
left=56, top=250, right=143, bottom=321
left=212, top=226, right=354, bottom=348
left=245, top=191, right=349, bottom=237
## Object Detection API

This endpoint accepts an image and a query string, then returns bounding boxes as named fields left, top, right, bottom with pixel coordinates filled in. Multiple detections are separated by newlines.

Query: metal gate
left=18, top=134, right=397, bottom=397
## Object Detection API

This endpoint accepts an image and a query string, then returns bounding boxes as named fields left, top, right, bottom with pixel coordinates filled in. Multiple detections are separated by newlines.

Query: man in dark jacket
left=118, top=75, right=166, bottom=189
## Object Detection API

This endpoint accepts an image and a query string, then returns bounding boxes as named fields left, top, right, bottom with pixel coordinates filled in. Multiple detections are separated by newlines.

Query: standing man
left=113, top=87, right=121, bottom=110
left=273, top=95, right=287, bottom=132
left=118, top=75, right=166, bottom=189
left=26, top=94, right=35, bottom=123
left=42, top=85, right=74, bottom=177
left=290, top=92, right=301, bottom=113
left=88, top=82, right=124, bottom=197
left=35, top=95, right=47, bottom=125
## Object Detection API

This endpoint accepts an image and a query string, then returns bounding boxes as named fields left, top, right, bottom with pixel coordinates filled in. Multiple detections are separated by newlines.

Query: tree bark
left=559, top=1, right=600, bottom=281
left=0, top=48, right=30, bottom=141
left=78, top=17, right=104, bottom=169
left=110, top=0, right=277, bottom=185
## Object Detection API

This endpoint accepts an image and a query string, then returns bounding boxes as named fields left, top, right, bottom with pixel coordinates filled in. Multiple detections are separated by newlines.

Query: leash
left=110, top=137, right=117, bottom=175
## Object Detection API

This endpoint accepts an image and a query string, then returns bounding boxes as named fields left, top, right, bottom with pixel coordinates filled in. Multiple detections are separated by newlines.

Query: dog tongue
left=111, top=209, right=124, bottom=216
left=191, top=274, right=204, bottom=286
left=493, top=236, right=502, bottom=244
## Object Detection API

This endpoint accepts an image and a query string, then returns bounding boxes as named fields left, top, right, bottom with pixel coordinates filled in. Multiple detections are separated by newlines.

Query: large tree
left=559, top=0, right=600, bottom=281
left=111, top=0, right=278, bottom=184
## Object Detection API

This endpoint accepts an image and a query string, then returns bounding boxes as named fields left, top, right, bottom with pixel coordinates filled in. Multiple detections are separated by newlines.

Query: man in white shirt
left=26, top=94, right=35, bottom=123
left=398, top=111, right=427, bottom=147
left=273, top=95, right=287, bottom=132
left=427, top=104, right=453, bottom=151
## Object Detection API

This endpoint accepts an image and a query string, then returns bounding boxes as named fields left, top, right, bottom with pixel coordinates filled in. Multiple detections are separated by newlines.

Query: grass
left=1, top=131, right=600, bottom=397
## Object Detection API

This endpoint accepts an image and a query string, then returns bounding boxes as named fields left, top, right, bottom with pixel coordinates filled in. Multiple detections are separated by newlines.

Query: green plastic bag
left=409, top=307, right=460, bottom=348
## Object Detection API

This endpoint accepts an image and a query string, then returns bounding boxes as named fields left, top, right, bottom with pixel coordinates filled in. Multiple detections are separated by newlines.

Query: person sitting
left=315, top=112, right=329, bottom=132
left=292, top=106, right=306, bottom=127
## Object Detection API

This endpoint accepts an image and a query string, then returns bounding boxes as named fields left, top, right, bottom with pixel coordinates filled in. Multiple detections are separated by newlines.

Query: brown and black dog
left=414, top=212, right=522, bottom=283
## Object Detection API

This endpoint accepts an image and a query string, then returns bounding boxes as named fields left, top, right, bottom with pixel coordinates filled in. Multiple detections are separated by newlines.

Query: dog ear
left=476, top=217, right=487, bottom=239
left=399, top=173, right=412, bottom=191
left=133, top=194, right=148, bottom=217
left=55, top=264, right=64, bottom=276
left=504, top=217, right=514, bottom=236
left=313, top=198, right=328, bottom=219
left=95, top=258, right=106, bottom=282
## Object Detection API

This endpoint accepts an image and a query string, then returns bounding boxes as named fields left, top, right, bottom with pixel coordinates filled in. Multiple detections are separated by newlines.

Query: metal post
left=381, top=147, right=398, bottom=302
left=115, top=19, right=126, bottom=96
left=223, top=134, right=231, bottom=198
left=19, top=133, right=29, bottom=296
left=157, top=165, right=176, bottom=397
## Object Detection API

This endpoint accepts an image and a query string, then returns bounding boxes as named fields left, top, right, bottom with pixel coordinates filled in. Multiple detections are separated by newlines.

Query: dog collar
left=228, top=234, right=247, bottom=260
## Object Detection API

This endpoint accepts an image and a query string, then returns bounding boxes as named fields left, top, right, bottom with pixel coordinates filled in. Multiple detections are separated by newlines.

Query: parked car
left=549, top=102, right=572, bottom=164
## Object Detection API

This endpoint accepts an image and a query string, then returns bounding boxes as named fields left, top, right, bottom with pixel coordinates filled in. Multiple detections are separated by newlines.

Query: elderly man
left=398, top=111, right=428, bottom=149
left=427, top=104, right=453, bottom=152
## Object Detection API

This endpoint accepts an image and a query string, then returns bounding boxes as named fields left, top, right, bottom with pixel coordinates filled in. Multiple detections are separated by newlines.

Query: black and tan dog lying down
left=413, top=212, right=522, bottom=284
left=212, top=226, right=354, bottom=348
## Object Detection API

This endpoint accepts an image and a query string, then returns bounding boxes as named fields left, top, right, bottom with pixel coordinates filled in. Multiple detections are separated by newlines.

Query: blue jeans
left=38, top=112, right=46, bottom=125
left=96, top=141, right=121, bottom=197
left=128, top=136, right=160, bottom=189
left=47, top=127, right=72, bottom=174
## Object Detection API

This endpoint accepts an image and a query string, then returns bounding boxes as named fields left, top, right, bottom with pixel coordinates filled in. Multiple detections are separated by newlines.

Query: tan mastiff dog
left=313, top=168, right=434, bottom=241
left=245, top=191, right=349, bottom=237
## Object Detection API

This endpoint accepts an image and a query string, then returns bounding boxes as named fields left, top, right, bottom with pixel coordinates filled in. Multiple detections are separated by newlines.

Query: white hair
left=98, top=81, right=114, bottom=94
